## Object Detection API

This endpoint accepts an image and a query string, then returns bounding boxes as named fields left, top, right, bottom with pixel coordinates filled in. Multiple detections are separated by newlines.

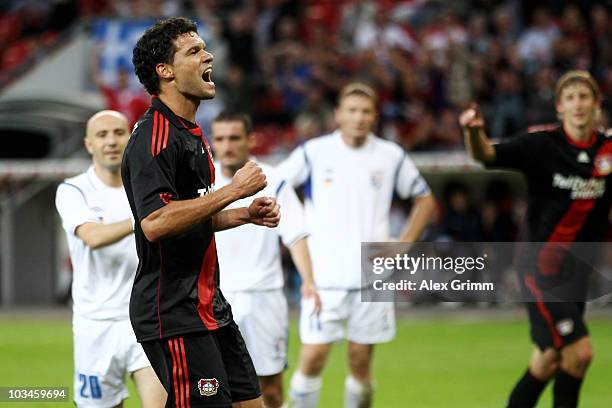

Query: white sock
left=344, top=376, right=373, bottom=408
left=289, top=371, right=321, bottom=408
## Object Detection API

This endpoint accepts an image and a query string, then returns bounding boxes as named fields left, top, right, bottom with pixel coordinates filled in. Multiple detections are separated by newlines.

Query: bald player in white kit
left=211, top=111, right=321, bottom=408
left=280, top=83, right=436, bottom=408
left=55, top=110, right=166, bottom=408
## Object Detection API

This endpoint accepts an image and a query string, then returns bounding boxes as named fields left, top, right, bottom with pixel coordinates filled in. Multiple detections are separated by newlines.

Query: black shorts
left=522, top=271, right=589, bottom=350
left=142, top=321, right=261, bottom=408
left=526, top=301, right=588, bottom=351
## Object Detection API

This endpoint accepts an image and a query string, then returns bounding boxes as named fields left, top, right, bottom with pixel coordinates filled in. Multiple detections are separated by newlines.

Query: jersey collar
left=334, top=129, right=374, bottom=150
left=151, top=97, right=203, bottom=137
left=86, top=165, right=122, bottom=191
left=562, top=126, right=597, bottom=149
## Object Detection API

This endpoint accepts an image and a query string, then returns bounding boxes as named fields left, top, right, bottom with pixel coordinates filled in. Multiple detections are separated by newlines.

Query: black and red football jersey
left=489, top=125, right=612, bottom=244
left=121, top=97, right=232, bottom=342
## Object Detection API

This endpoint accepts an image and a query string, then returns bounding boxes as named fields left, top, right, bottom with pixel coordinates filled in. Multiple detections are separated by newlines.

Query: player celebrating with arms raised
left=460, top=70, right=612, bottom=408
left=123, top=17, right=279, bottom=407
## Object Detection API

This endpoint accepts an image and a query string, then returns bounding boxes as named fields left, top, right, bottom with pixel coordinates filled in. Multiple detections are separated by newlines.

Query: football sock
left=553, top=370, right=583, bottom=408
left=507, top=369, right=548, bottom=408
left=289, top=371, right=321, bottom=408
left=344, top=375, right=373, bottom=408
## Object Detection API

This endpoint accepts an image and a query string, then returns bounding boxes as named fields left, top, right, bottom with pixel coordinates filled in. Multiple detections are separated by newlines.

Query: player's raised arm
left=140, top=160, right=267, bottom=242
left=459, top=103, right=496, bottom=164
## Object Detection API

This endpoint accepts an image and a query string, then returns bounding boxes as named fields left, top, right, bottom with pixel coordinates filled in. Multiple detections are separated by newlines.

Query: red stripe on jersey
left=524, top=274, right=564, bottom=348
left=201, top=136, right=215, bottom=184
left=167, top=339, right=181, bottom=408
left=163, top=117, right=170, bottom=150
left=151, top=111, right=159, bottom=156
left=156, top=115, right=164, bottom=155
left=196, top=237, right=219, bottom=330
left=538, top=137, right=608, bottom=275
left=179, top=338, right=190, bottom=407
left=537, top=199, right=595, bottom=276
left=174, top=339, right=186, bottom=408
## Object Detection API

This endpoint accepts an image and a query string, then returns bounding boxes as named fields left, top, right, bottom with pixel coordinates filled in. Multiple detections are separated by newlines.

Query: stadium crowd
left=1, top=1, right=610, bottom=152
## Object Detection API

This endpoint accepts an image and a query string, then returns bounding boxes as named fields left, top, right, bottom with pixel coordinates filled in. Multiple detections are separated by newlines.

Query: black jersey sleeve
left=487, top=132, right=543, bottom=174
left=126, top=118, right=182, bottom=220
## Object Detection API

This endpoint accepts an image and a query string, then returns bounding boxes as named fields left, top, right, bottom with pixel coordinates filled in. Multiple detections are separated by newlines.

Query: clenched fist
left=248, top=197, right=280, bottom=228
left=459, top=103, right=485, bottom=132
left=231, top=161, right=267, bottom=198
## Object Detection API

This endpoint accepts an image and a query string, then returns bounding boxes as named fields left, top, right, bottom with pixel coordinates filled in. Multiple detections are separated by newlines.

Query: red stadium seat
left=1, top=40, right=33, bottom=71
left=0, top=14, right=23, bottom=44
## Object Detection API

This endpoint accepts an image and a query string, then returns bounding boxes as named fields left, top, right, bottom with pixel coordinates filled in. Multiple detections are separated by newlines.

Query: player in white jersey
left=55, top=111, right=166, bottom=408
left=211, top=112, right=321, bottom=408
left=280, top=83, right=436, bottom=408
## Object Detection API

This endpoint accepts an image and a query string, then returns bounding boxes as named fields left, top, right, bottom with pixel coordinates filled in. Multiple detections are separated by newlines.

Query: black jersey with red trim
left=121, top=97, right=232, bottom=342
left=488, top=125, right=612, bottom=244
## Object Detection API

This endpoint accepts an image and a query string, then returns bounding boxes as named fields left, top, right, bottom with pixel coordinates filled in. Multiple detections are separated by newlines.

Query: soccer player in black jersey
left=460, top=70, right=611, bottom=408
left=122, top=18, right=279, bottom=408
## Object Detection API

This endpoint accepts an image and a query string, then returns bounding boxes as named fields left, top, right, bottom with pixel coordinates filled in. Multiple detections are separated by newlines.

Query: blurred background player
left=55, top=110, right=166, bottom=408
left=460, top=70, right=611, bottom=408
left=211, top=111, right=322, bottom=408
left=123, top=17, right=280, bottom=408
left=280, top=83, right=436, bottom=408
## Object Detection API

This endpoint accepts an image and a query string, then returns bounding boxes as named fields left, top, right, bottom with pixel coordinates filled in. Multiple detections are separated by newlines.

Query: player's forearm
left=289, top=237, right=316, bottom=287
left=212, top=208, right=251, bottom=232
left=76, top=219, right=133, bottom=249
left=399, top=194, right=436, bottom=243
left=140, top=185, right=241, bottom=242
left=464, top=128, right=496, bottom=164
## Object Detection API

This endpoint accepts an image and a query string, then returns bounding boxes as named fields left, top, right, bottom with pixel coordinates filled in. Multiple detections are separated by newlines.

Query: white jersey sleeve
left=55, top=182, right=101, bottom=236
left=278, top=145, right=311, bottom=187
left=395, top=153, right=430, bottom=199
left=275, top=180, right=309, bottom=247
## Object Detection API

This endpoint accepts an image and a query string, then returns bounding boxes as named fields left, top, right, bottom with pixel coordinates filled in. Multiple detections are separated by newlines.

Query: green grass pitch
left=0, top=311, right=611, bottom=407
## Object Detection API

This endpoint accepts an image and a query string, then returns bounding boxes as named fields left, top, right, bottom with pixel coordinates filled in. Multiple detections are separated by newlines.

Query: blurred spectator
left=517, top=8, right=560, bottom=70
left=354, top=2, right=418, bottom=64
left=590, top=4, right=611, bottom=76
left=525, top=66, right=558, bottom=126
left=91, top=46, right=149, bottom=128
left=223, top=7, right=258, bottom=74
left=297, top=85, right=333, bottom=130
left=216, top=64, right=259, bottom=114
left=441, top=181, right=481, bottom=242
left=491, top=69, right=525, bottom=139
left=480, top=180, right=517, bottom=241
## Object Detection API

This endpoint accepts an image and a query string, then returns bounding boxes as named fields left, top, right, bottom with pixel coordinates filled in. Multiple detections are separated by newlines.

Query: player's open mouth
left=202, top=68, right=214, bottom=84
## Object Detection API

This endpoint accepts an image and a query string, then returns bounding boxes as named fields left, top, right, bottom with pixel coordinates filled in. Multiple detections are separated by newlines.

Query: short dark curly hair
left=132, top=17, right=198, bottom=95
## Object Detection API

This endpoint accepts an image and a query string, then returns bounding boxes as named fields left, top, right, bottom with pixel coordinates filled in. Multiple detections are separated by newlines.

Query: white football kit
left=215, top=160, right=308, bottom=375
left=56, top=166, right=149, bottom=407
left=279, top=130, right=430, bottom=344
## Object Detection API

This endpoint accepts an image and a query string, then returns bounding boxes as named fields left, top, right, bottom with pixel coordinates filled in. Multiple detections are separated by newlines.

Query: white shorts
left=72, top=315, right=150, bottom=407
left=224, top=289, right=288, bottom=376
left=299, top=289, right=396, bottom=344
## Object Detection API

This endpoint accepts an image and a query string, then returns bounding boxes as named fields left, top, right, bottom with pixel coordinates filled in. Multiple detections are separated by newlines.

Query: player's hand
left=459, top=103, right=485, bottom=132
left=231, top=161, right=267, bottom=198
left=301, top=281, right=322, bottom=316
left=247, top=197, right=280, bottom=227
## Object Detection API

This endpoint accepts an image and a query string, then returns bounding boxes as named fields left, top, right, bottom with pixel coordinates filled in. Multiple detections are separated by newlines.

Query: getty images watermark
left=360, top=242, right=612, bottom=303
